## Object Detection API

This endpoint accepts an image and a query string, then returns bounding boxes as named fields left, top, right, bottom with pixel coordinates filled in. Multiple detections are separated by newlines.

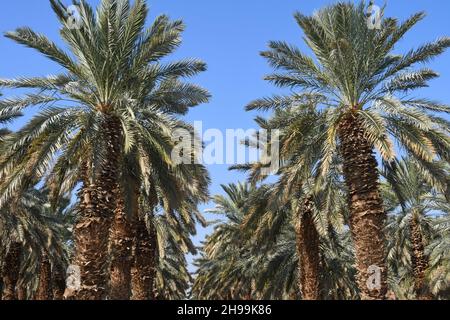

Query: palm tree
left=116, top=123, right=209, bottom=300
left=247, top=1, right=450, bottom=299
left=193, top=183, right=258, bottom=300
left=131, top=181, right=209, bottom=300
left=106, top=120, right=210, bottom=300
left=0, top=241, right=21, bottom=300
left=0, top=188, right=68, bottom=300
left=427, top=213, right=450, bottom=299
left=255, top=225, right=359, bottom=300
left=154, top=215, right=194, bottom=300
left=193, top=182, right=359, bottom=300
left=243, top=181, right=354, bottom=300
left=383, top=158, right=449, bottom=299
left=233, top=105, right=350, bottom=299
left=0, top=0, right=209, bottom=299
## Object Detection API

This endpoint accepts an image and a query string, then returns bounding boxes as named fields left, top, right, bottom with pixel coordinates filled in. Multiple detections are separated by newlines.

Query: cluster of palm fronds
left=0, top=0, right=209, bottom=300
left=192, top=166, right=449, bottom=299
left=0, top=0, right=449, bottom=300
left=193, top=1, right=449, bottom=300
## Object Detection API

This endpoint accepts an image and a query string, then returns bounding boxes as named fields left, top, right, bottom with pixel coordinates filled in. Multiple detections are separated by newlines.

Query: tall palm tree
left=247, top=1, right=450, bottom=299
left=0, top=0, right=209, bottom=299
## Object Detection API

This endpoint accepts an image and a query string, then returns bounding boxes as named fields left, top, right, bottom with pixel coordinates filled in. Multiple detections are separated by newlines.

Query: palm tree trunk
left=295, top=196, right=320, bottom=300
left=410, top=215, right=431, bottom=299
left=36, top=254, right=53, bottom=300
left=71, top=115, right=122, bottom=300
left=17, top=283, right=27, bottom=300
left=109, top=197, right=134, bottom=300
left=131, top=216, right=157, bottom=300
left=52, top=263, right=66, bottom=300
left=338, top=113, right=387, bottom=300
left=2, top=242, right=22, bottom=300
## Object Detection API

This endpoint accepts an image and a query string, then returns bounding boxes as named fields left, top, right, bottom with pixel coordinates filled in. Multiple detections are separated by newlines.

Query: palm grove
left=0, top=0, right=449, bottom=300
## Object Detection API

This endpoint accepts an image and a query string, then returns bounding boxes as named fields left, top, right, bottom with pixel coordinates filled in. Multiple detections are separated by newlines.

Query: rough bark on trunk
left=36, top=254, right=53, bottom=300
left=70, top=115, right=122, bottom=300
left=131, top=216, right=157, bottom=300
left=295, top=196, right=320, bottom=300
left=52, top=263, right=66, bottom=300
left=410, top=215, right=431, bottom=300
left=2, top=242, right=22, bottom=300
left=17, top=283, right=27, bottom=300
left=109, top=197, right=134, bottom=300
left=338, top=113, right=387, bottom=300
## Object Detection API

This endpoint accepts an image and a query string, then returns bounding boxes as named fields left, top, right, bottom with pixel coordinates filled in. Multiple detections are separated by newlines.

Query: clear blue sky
left=1, top=1, right=449, bottom=268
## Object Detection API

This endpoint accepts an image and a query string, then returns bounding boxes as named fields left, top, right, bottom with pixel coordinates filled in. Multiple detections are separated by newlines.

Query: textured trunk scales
left=70, top=115, right=122, bottom=300
left=131, top=215, right=157, bottom=300
left=295, top=196, right=320, bottom=300
left=52, top=263, right=66, bottom=300
left=2, top=242, right=22, bottom=300
left=36, top=253, right=53, bottom=300
left=410, top=215, right=431, bottom=299
left=338, top=113, right=387, bottom=300
left=109, top=196, right=134, bottom=299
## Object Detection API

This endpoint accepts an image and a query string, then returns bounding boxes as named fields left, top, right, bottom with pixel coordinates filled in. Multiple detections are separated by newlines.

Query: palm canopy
left=427, top=213, right=450, bottom=298
left=193, top=183, right=259, bottom=300
left=0, top=187, right=69, bottom=297
left=243, top=1, right=449, bottom=299
left=193, top=182, right=358, bottom=300
left=382, top=158, right=449, bottom=298
left=247, top=1, right=450, bottom=192
left=0, top=0, right=210, bottom=206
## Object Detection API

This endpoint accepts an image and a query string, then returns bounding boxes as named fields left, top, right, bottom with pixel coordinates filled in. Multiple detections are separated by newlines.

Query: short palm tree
left=0, top=188, right=68, bottom=300
left=128, top=161, right=209, bottom=300
left=116, top=124, right=209, bottom=300
left=193, top=183, right=258, bottom=300
left=247, top=1, right=450, bottom=299
left=0, top=0, right=209, bottom=299
left=193, top=182, right=358, bottom=300
left=384, top=158, right=449, bottom=299
left=154, top=215, right=194, bottom=300
left=233, top=105, right=349, bottom=299
left=427, top=213, right=450, bottom=299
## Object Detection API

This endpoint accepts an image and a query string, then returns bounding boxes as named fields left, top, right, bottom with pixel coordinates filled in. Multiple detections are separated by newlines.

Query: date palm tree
left=0, top=0, right=209, bottom=299
left=128, top=161, right=209, bottom=300
left=193, top=182, right=358, bottom=300
left=384, top=158, right=449, bottom=299
left=154, top=215, right=194, bottom=300
left=192, top=183, right=258, bottom=300
left=427, top=213, right=450, bottom=299
left=113, top=120, right=209, bottom=300
left=0, top=188, right=68, bottom=300
left=233, top=105, right=350, bottom=299
left=247, top=1, right=450, bottom=299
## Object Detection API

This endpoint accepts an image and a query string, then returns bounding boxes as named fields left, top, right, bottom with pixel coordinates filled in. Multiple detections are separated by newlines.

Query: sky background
left=1, top=0, right=449, bottom=270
